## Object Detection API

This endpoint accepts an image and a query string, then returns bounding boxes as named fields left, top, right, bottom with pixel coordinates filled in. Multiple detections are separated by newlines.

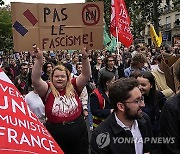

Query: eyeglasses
left=108, top=60, right=115, bottom=62
left=123, top=96, right=144, bottom=104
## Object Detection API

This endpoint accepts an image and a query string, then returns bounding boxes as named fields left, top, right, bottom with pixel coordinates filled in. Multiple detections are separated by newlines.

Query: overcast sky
left=4, top=0, right=85, bottom=5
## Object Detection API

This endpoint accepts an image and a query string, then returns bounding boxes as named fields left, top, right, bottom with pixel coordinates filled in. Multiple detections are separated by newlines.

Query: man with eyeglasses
left=91, top=78, right=151, bottom=154
left=98, top=55, right=125, bottom=86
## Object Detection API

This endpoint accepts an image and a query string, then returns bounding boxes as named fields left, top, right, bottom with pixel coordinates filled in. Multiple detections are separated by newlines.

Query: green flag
left=68, top=50, right=75, bottom=54
left=106, top=36, right=117, bottom=52
left=104, top=30, right=111, bottom=46
left=103, top=22, right=111, bottom=46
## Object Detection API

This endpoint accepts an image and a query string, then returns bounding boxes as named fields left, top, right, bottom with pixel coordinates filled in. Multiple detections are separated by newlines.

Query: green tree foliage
left=121, top=0, right=162, bottom=38
left=172, top=0, right=180, bottom=6
left=0, top=5, right=13, bottom=52
left=0, top=0, right=5, bottom=6
left=172, top=0, right=180, bottom=11
left=126, top=0, right=154, bottom=38
left=87, top=0, right=162, bottom=39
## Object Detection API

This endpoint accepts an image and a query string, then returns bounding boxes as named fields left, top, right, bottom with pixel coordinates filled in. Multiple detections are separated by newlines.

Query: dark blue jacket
left=90, top=87, right=112, bottom=118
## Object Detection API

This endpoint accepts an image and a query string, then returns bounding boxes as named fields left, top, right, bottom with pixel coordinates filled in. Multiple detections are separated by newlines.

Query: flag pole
left=111, top=0, right=132, bottom=54
left=116, top=20, right=120, bottom=55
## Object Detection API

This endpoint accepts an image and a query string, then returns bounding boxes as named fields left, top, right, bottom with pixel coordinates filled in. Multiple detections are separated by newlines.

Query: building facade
left=144, top=0, right=180, bottom=47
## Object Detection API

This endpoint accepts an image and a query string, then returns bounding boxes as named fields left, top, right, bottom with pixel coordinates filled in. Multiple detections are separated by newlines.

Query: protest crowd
left=0, top=43, right=180, bottom=154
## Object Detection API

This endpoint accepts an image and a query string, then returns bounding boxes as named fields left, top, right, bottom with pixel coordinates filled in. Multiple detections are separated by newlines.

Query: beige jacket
left=152, top=68, right=174, bottom=98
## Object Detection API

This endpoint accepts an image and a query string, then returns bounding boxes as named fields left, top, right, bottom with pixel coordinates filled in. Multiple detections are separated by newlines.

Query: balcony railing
left=174, top=3, right=180, bottom=10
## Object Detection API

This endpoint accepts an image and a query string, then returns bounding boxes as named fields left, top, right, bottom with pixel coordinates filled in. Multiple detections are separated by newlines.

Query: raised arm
left=31, top=46, right=48, bottom=97
left=76, top=47, right=91, bottom=92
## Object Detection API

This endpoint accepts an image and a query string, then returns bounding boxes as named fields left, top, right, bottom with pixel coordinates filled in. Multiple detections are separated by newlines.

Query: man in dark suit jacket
left=160, top=62, right=180, bottom=154
left=91, top=78, right=151, bottom=154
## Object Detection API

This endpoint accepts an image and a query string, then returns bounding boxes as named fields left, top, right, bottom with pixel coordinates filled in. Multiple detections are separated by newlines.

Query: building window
left=175, top=14, right=180, bottom=26
left=175, top=14, right=180, bottom=20
left=165, top=16, right=171, bottom=29
left=166, top=16, right=171, bottom=24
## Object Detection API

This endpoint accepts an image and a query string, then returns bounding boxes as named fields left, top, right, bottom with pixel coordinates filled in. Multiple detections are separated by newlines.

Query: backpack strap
left=93, top=88, right=104, bottom=109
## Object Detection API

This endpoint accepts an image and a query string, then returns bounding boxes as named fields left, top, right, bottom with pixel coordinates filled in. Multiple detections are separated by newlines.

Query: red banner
left=0, top=68, right=64, bottom=154
left=110, top=0, right=133, bottom=47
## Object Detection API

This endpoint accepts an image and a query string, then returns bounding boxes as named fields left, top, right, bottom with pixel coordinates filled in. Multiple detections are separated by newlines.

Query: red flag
left=110, top=0, right=133, bottom=47
left=0, top=68, right=64, bottom=154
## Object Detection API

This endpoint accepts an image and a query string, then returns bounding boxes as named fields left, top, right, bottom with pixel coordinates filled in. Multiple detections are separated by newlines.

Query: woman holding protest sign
left=31, top=45, right=91, bottom=154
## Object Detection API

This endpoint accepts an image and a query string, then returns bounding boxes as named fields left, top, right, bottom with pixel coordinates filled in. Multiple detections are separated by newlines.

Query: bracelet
left=82, top=56, right=88, bottom=59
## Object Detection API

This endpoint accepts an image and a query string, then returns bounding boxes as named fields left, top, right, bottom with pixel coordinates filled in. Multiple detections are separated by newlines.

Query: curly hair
left=131, top=53, right=147, bottom=69
left=49, top=65, right=75, bottom=98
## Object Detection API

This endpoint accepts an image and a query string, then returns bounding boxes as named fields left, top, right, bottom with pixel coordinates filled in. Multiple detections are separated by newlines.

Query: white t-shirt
left=25, top=91, right=45, bottom=124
